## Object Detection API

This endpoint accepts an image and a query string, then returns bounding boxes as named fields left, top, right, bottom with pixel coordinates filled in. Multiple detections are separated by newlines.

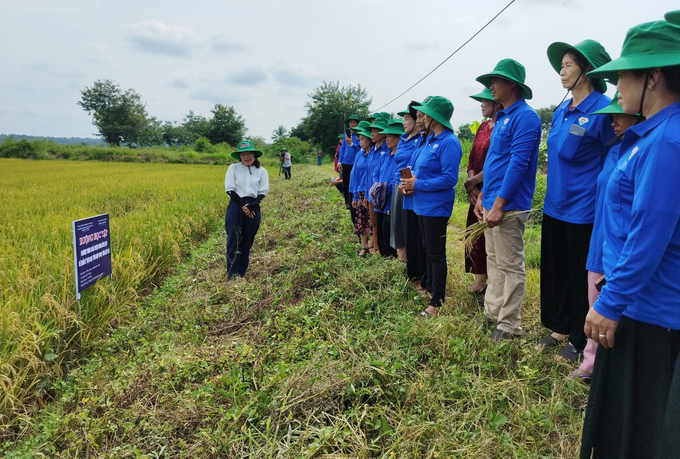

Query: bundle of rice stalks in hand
left=463, top=210, right=534, bottom=256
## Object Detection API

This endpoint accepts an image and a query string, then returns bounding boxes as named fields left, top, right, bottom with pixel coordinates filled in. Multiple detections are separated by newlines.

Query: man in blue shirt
left=340, top=114, right=361, bottom=226
left=474, top=59, right=542, bottom=341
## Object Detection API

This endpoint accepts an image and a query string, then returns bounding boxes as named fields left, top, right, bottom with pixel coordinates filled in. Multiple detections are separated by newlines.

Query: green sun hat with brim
left=366, top=117, right=389, bottom=131
left=546, top=40, right=612, bottom=93
left=337, top=134, right=344, bottom=139
left=231, top=140, right=262, bottom=161
left=589, top=91, right=643, bottom=117
left=476, top=58, right=533, bottom=100
left=344, top=114, right=361, bottom=128
left=397, top=99, right=424, bottom=118
left=351, top=120, right=372, bottom=133
left=587, top=20, right=680, bottom=82
left=357, top=129, right=372, bottom=139
left=369, top=112, right=391, bottom=122
left=666, top=10, right=680, bottom=24
left=380, top=119, right=405, bottom=136
left=470, top=88, right=495, bottom=103
left=413, top=96, right=454, bottom=131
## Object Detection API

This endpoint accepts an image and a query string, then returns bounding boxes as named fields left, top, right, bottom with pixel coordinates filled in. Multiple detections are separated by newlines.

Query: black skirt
left=580, top=316, right=680, bottom=459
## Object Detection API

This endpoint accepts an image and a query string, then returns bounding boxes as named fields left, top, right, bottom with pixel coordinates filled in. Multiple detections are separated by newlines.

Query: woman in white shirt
left=224, top=140, right=270, bottom=279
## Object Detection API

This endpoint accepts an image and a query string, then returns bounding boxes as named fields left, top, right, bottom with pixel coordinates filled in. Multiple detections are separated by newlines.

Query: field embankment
left=2, top=161, right=585, bottom=458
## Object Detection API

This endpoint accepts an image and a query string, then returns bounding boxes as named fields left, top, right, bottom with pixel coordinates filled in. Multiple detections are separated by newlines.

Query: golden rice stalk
left=463, top=210, right=534, bottom=256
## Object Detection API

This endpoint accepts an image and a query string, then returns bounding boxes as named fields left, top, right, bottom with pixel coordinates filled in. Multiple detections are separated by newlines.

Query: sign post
left=72, top=213, right=112, bottom=303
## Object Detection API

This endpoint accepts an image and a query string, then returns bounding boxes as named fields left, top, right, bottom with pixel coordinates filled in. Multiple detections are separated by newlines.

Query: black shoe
left=490, top=328, right=518, bottom=343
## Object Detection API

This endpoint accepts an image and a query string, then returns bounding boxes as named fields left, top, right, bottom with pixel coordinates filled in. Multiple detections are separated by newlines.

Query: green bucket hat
left=666, top=10, right=680, bottom=25
left=344, top=114, right=360, bottom=128
left=397, top=99, right=424, bottom=118
left=357, top=129, right=372, bottom=139
left=547, top=40, right=612, bottom=93
left=413, top=96, right=454, bottom=131
left=469, top=88, right=495, bottom=103
left=589, top=91, right=643, bottom=118
left=587, top=20, right=680, bottom=81
left=337, top=134, right=344, bottom=139
left=476, top=58, right=533, bottom=100
left=380, top=119, right=405, bottom=136
left=366, top=116, right=389, bottom=131
left=231, top=140, right=262, bottom=161
left=351, top=120, right=372, bottom=133
left=369, top=111, right=391, bottom=122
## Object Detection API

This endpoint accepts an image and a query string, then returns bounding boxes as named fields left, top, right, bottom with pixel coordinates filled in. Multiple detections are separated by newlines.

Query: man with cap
left=473, top=59, right=542, bottom=342
left=280, top=148, right=292, bottom=180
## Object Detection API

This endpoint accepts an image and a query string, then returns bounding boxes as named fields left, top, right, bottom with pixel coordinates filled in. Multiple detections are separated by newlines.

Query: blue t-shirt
left=586, top=141, right=623, bottom=273
left=544, top=91, right=616, bottom=223
left=412, top=129, right=462, bottom=217
left=350, top=148, right=370, bottom=200
left=594, top=103, right=680, bottom=330
left=482, top=99, right=542, bottom=212
left=365, top=141, right=389, bottom=204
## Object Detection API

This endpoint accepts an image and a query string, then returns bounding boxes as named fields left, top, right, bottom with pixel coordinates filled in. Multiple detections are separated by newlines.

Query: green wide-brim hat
left=589, top=91, right=643, bottom=117
left=380, top=119, right=405, bottom=136
left=337, top=134, right=344, bottom=139
left=397, top=100, right=423, bottom=117
left=547, top=39, right=611, bottom=93
left=413, top=96, right=454, bottom=131
left=366, top=117, right=389, bottom=131
left=344, top=114, right=361, bottom=128
left=231, top=140, right=262, bottom=161
left=476, top=58, right=533, bottom=100
left=587, top=20, right=680, bottom=81
left=351, top=120, right=372, bottom=133
left=470, top=88, right=495, bottom=103
left=357, top=129, right=372, bottom=139
left=666, top=10, right=680, bottom=25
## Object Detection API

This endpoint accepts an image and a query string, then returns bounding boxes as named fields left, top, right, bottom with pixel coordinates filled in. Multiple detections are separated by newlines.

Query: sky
left=1, top=0, right=677, bottom=142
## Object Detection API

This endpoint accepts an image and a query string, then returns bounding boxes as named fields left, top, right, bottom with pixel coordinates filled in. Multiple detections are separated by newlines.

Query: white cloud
left=128, top=20, right=197, bottom=57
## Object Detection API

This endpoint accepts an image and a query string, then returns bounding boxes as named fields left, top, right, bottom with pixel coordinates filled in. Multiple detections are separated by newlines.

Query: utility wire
left=373, top=0, right=517, bottom=111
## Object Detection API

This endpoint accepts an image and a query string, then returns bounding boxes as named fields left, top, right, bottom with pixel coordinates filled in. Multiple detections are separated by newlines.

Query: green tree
left=535, top=105, right=557, bottom=138
left=161, top=121, right=192, bottom=147
left=300, top=81, right=372, bottom=155
left=271, top=125, right=288, bottom=143
left=78, top=79, right=150, bottom=146
left=207, top=104, right=246, bottom=146
left=182, top=111, right=210, bottom=143
left=456, top=123, right=475, bottom=142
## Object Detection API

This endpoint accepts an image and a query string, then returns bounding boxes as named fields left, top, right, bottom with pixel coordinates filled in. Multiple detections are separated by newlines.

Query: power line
left=373, top=0, right=517, bottom=111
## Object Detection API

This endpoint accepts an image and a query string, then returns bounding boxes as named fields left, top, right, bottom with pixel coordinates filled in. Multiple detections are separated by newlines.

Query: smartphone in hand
left=400, top=167, right=412, bottom=179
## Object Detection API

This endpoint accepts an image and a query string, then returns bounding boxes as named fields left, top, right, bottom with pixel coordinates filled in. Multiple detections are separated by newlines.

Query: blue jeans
left=317, top=156, right=322, bottom=166
left=225, top=200, right=261, bottom=279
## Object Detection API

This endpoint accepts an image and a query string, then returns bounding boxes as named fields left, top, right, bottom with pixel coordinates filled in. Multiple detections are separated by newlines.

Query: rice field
left=0, top=158, right=234, bottom=434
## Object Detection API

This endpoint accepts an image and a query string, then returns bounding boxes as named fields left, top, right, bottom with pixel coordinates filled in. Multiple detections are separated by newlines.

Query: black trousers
left=405, top=209, right=427, bottom=288
left=419, top=215, right=449, bottom=308
left=540, top=214, right=593, bottom=350
left=375, top=211, right=396, bottom=258
left=341, top=164, right=356, bottom=226
left=225, top=200, right=261, bottom=279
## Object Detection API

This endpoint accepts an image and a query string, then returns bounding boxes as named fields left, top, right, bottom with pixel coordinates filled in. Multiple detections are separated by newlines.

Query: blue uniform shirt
left=412, top=129, right=462, bottom=217
left=594, top=103, right=680, bottom=330
left=403, top=133, right=425, bottom=211
left=366, top=141, right=389, bottom=204
left=544, top=91, right=616, bottom=223
left=392, top=133, right=419, bottom=188
left=586, top=140, right=623, bottom=274
left=482, top=99, right=542, bottom=212
left=350, top=148, right=370, bottom=201
left=338, top=133, right=359, bottom=165
left=372, top=145, right=398, bottom=214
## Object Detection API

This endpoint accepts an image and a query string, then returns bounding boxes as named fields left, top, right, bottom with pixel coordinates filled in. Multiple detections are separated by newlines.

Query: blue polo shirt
left=338, top=133, right=359, bottom=165
left=586, top=140, right=623, bottom=274
left=392, top=133, right=419, bottom=188
left=412, top=129, right=462, bottom=217
left=594, top=103, right=680, bottom=330
left=544, top=91, right=616, bottom=224
left=350, top=148, right=370, bottom=201
left=403, top=133, right=426, bottom=211
left=482, top=99, right=541, bottom=212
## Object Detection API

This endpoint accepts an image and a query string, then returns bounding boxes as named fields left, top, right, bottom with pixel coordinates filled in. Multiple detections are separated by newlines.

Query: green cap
left=351, top=120, right=372, bottom=133
left=589, top=91, right=642, bottom=117
left=587, top=20, right=680, bottom=81
left=413, top=96, right=454, bottom=131
left=344, top=114, right=360, bottom=128
left=547, top=40, right=612, bottom=93
left=666, top=10, right=680, bottom=24
left=469, top=88, right=495, bottom=103
left=476, top=58, right=533, bottom=100
left=380, top=119, right=405, bottom=136
left=231, top=140, right=262, bottom=161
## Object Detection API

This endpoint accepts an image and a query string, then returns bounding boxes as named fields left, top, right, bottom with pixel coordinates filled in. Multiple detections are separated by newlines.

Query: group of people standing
left=333, top=11, right=680, bottom=457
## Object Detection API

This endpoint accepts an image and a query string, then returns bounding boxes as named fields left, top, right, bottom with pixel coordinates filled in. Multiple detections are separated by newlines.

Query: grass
left=2, top=162, right=586, bottom=457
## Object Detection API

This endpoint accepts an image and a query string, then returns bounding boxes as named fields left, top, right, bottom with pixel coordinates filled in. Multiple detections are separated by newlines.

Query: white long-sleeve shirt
left=224, top=163, right=269, bottom=198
